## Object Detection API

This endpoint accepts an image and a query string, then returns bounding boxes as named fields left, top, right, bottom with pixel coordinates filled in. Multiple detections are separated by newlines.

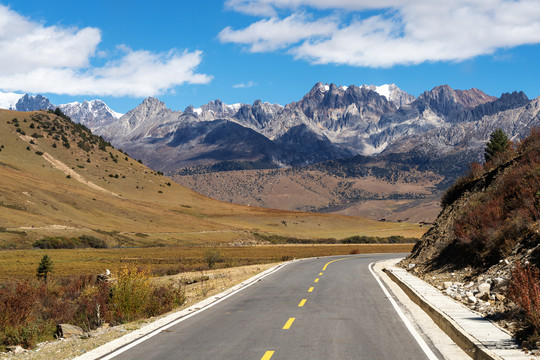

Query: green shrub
left=204, top=247, right=224, bottom=269
left=109, top=266, right=153, bottom=323
left=36, top=255, right=53, bottom=283
left=78, top=235, right=108, bottom=248
left=33, top=236, right=108, bottom=249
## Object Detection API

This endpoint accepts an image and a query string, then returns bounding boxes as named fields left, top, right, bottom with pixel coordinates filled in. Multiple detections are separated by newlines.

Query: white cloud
left=233, top=81, right=257, bottom=88
left=221, top=0, right=540, bottom=67
left=0, top=5, right=211, bottom=97
left=219, top=13, right=337, bottom=52
left=225, top=0, right=398, bottom=16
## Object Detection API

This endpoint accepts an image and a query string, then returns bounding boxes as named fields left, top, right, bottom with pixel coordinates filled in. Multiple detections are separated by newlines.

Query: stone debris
left=6, top=345, right=24, bottom=354
left=478, top=282, right=491, bottom=295
left=405, top=260, right=516, bottom=321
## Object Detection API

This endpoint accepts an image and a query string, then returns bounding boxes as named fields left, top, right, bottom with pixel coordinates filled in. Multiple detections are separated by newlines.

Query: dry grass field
left=0, top=244, right=414, bottom=281
left=0, top=109, right=425, bottom=250
left=0, top=109, right=421, bottom=354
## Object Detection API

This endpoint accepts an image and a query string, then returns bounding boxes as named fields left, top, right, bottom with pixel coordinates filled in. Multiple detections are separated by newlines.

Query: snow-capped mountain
left=361, top=84, right=415, bottom=107
left=3, top=83, right=537, bottom=183
left=189, top=100, right=248, bottom=120
left=0, top=91, right=55, bottom=112
left=58, top=100, right=123, bottom=131
left=0, top=91, right=122, bottom=129
left=92, top=82, right=528, bottom=174
left=15, top=94, right=55, bottom=112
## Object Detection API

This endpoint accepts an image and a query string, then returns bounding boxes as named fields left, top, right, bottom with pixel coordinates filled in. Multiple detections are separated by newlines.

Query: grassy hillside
left=0, top=109, right=424, bottom=248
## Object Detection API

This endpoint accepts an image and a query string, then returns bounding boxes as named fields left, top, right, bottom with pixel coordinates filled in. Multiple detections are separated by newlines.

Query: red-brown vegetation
left=508, top=262, right=540, bottom=334
left=452, top=129, right=540, bottom=265
left=0, top=266, right=185, bottom=351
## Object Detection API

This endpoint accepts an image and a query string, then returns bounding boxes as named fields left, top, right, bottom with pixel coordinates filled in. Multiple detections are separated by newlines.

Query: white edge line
left=75, top=261, right=294, bottom=360
left=369, top=262, right=439, bottom=360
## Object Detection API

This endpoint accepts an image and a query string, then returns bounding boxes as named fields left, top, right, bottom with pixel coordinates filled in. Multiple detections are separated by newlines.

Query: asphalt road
left=110, top=254, right=437, bottom=360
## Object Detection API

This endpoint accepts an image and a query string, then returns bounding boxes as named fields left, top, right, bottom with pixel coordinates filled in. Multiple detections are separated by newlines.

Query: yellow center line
left=322, top=255, right=365, bottom=271
left=319, top=272, right=323, bottom=276
left=261, top=350, right=275, bottom=360
left=308, top=287, right=314, bottom=292
left=298, top=299, right=307, bottom=307
left=314, top=278, right=319, bottom=283
left=283, top=317, right=295, bottom=329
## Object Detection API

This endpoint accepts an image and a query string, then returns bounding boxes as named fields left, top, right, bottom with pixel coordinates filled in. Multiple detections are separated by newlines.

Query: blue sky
left=1, top=0, right=540, bottom=113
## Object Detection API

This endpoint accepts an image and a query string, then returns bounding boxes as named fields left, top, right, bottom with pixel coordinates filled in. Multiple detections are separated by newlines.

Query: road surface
left=109, top=254, right=438, bottom=359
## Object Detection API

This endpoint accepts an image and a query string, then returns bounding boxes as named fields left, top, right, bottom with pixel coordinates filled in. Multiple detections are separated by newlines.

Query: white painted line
left=369, top=262, right=439, bottom=360
left=75, top=261, right=295, bottom=360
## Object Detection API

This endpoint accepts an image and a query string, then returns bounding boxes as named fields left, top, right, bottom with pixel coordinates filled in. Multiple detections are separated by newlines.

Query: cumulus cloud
left=233, top=81, right=257, bottom=88
left=0, top=5, right=211, bottom=97
left=221, top=0, right=540, bottom=67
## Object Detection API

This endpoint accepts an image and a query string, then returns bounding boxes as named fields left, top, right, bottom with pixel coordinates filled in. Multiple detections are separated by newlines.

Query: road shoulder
left=373, top=259, right=470, bottom=360
left=379, top=259, right=531, bottom=360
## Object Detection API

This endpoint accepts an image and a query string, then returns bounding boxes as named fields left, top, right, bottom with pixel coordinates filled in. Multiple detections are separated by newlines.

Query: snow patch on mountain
left=374, top=84, right=391, bottom=100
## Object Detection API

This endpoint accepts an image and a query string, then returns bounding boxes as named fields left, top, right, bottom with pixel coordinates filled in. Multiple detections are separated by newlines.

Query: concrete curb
left=74, top=260, right=294, bottom=360
left=384, top=266, right=528, bottom=360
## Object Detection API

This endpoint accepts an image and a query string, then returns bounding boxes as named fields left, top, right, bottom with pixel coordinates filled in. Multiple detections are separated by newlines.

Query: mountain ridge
left=1, top=83, right=537, bottom=223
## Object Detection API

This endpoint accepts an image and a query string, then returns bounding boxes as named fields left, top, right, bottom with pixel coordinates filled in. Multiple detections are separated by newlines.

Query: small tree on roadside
left=485, top=128, right=510, bottom=162
left=204, top=246, right=223, bottom=269
left=36, top=254, right=54, bottom=283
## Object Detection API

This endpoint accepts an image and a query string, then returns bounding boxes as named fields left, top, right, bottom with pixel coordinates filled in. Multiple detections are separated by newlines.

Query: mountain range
left=0, top=91, right=123, bottom=129
left=87, top=82, right=536, bottom=179
left=1, top=83, right=538, bottom=220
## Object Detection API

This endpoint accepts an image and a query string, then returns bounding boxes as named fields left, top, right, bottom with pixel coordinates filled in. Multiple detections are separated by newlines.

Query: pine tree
left=36, top=254, right=54, bottom=283
left=485, top=129, right=510, bottom=162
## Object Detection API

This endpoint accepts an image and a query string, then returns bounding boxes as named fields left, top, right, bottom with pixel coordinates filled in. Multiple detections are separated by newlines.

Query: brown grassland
left=0, top=244, right=414, bottom=281
left=0, top=109, right=424, bottom=250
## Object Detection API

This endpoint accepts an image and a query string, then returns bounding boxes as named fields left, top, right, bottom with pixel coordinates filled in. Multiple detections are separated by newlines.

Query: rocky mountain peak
left=296, top=82, right=396, bottom=123
left=414, top=85, right=496, bottom=118
left=15, top=94, right=55, bottom=112
left=139, top=97, right=167, bottom=112
left=122, top=97, right=170, bottom=122
left=99, top=96, right=175, bottom=140
left=183, top=105, right=196, bottom=114
left=199, top=99, right=224, bottom=113
left=311, top=82, right=329, bottom=93
left=499, top=91, right=529, bottom=106
left=453, top=91, right=531, bottom=123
